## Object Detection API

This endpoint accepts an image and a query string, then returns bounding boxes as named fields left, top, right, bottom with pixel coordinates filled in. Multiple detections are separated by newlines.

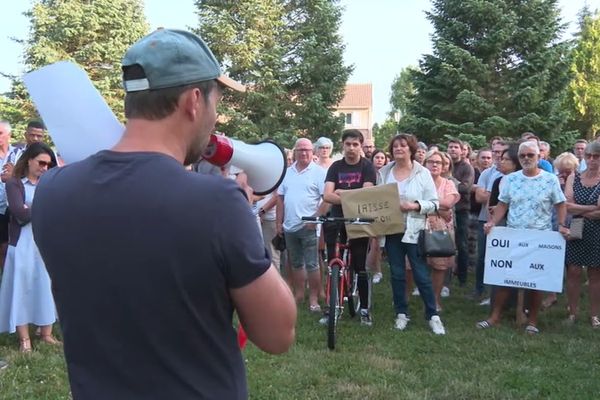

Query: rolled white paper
left=23, top=61, right=124, bottom=163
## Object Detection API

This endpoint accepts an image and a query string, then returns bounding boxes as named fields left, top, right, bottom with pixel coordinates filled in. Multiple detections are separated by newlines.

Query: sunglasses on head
left=518, top=153, right=536, bottom=159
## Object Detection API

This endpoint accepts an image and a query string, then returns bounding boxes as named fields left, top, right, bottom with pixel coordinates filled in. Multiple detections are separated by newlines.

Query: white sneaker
left=429, top=315, right=446, bottom=335
left=441, top=286, right=450, bottom=298
left=372, top=272, right=383, bottom=284
left=412, top=288, right=420, bottom=296
left=394, top=313, right=410, bottom=330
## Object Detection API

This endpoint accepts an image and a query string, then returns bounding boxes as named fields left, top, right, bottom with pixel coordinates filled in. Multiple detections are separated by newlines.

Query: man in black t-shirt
left=323, top=129, right=377, bottom=326
left=32, top=29, right=296, bottom=400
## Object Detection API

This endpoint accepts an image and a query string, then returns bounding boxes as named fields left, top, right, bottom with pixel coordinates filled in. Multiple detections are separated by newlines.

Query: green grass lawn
left=1, top=268, right=599, bottom=400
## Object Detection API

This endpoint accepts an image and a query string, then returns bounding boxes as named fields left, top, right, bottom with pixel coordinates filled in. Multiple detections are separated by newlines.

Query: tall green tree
left=0, top=0, right=148, bottom=139
left=389, top=66, right=417, bottom=120
left=566, top=10, right=600, bottom=140
left=195, top=0, right=351, bottom=147
left=372, top=118, right=398, bottom=150
left=400, top=0, right=574, bottom=150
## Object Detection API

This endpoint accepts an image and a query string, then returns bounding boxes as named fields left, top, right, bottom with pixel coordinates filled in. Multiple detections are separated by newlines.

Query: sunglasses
left=36, top=160, right=52, bottom=168
left=584, top=153, right=600, bottom=160
left=518, top=153, right=537, bottom=159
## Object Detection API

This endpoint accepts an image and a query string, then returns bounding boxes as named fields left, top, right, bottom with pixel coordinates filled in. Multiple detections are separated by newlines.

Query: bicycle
left=301, top=216, right=374, bottom=350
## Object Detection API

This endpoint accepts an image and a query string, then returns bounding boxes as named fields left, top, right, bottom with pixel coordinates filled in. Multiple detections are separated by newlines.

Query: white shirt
left=475, top=165, right=503, bottom=221
left=278, top=162, right=325, bottom=232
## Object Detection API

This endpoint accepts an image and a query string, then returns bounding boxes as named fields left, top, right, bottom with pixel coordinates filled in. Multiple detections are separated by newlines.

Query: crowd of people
left=0, top=27, right=599, bottom=398
left=269, top=129, right=600, bottom=336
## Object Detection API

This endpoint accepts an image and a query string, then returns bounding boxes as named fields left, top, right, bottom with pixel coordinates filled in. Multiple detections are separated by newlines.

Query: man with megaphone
left=31, top=29, right=296, bottom=400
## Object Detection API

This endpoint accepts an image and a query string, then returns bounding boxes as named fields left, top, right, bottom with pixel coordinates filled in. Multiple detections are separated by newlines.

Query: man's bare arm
left=230, top=266, right=296, bottom=354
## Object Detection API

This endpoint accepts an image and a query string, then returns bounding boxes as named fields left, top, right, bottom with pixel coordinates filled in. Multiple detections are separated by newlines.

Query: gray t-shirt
left=32, top=150, right=270, bottom=400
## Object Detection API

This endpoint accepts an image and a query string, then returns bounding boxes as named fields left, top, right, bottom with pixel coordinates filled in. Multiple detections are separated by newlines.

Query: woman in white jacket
left=378, top=134, right=446, bottom=335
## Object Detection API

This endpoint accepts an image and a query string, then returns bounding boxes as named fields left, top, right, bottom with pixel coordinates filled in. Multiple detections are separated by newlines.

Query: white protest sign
left=23, top=61, right=124, bottom=164
left=484, top=227, right=565, bottom=292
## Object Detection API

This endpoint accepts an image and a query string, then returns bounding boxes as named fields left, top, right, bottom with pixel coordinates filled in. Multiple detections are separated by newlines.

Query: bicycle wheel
left=327, top=264, right=340, bottom=350
left=346, top=267, right=357, bottom=317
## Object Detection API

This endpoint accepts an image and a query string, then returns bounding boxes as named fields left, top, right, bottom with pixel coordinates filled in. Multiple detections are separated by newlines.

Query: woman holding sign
left=378, top=134, right=446, bottom=335
left=565, top=141, right=600, bottom=328
left=480, top=141, right=568, bottom=334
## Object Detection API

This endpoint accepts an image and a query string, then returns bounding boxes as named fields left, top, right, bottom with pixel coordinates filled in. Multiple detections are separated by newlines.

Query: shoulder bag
left=417, top=204, right=456, bottom=257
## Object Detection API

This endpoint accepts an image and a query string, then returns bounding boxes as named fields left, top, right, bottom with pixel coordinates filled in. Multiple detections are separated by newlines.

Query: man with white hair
left=277, top=138, right=327, bottom=310
left=314, top=136, right=334, bottom=170
left=479, top=141, right=568, bottom=334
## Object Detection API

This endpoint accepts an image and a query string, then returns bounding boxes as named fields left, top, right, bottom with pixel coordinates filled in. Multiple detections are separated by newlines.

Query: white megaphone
left=202, top=134, right=287, bottom=195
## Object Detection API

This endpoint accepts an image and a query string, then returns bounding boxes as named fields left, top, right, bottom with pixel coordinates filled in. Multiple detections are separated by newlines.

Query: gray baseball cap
left=122, top=29, right=245, bottom=92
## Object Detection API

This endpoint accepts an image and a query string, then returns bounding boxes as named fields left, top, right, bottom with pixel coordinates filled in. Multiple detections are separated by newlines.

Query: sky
left=1, top=0, right=599, bottom=125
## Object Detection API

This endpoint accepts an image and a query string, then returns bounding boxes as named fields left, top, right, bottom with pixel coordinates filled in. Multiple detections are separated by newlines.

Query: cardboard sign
left=23, top=61, right=124, bottom=163
left=340, top=183, right=404, bottom=239
left=484, top=227, right=566, bottom=292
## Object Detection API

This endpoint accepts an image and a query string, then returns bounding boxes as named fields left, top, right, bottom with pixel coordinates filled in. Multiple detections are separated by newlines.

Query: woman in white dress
left=0, top=142, right=59, bottom=352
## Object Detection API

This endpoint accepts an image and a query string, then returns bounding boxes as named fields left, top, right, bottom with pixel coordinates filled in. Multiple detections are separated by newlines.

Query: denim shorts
left=284, top=227, right=319, bottom=272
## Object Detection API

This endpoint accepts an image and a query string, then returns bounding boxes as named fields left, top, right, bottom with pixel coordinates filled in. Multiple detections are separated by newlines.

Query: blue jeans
left=475, top=221, right=487, bottom=295
left=454, top=210, right=470, bottom=284
left=385, top=233, right=437, bottom=320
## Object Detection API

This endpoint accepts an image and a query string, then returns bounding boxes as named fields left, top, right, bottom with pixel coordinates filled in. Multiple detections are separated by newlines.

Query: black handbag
left=417, top=205, right=456, bottom=258
left=271, top=234, right=286, bottom=251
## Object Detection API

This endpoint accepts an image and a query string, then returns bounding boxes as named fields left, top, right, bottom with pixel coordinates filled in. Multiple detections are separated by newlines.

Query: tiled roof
left=337, top=83, right=372, bottom=109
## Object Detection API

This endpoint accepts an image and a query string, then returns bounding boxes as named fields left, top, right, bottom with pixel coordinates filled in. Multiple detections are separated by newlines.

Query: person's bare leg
left=588, top=267, right=600, bottom=318
left=567, top=265, right=582, bottom=318
left=527, top=290, right=543, bottom=327
left=40, top=325, right=60, bottom=344
left=16, top=325, right=31, bottom=352
left=318, top=236, right=327, bottom=301
left=292, top=268, right=306, bottom=303
left=307, top=269, right=322, bottom=308
left=432, top=269, right=445, bottom=311
left=487, top=287, right=511, bottom=325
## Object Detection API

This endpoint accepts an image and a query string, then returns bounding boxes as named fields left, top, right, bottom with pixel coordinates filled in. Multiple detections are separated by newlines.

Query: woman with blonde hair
left=423, top=150, right=460, bottom=311
left=541, top=152, right=579, bottom=310
left=565, top=142, right=600, bottom=327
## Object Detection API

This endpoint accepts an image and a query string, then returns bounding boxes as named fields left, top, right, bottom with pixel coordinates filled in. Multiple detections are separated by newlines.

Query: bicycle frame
left=300, top=216, right=373, bottom=350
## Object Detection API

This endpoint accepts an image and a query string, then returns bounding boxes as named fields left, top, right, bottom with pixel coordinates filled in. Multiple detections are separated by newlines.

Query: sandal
left=476, top=320, right=495, bottom=329
left=309, top=304, right=321, bottom=313
left=40, top=335, right=62, bottom=345
left=591, top=316, right=600, bottom=329
left=19, top=337, right=32, bottom=353
left=525, top=324, right=539, bottom=335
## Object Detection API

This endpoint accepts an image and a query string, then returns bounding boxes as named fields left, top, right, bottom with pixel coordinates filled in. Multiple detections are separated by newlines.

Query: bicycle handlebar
left=301, top=216, right=375, bottom=225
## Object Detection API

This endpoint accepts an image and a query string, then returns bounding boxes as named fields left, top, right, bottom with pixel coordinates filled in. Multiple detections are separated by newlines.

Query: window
left=345, top=112, right=352, bottom=125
